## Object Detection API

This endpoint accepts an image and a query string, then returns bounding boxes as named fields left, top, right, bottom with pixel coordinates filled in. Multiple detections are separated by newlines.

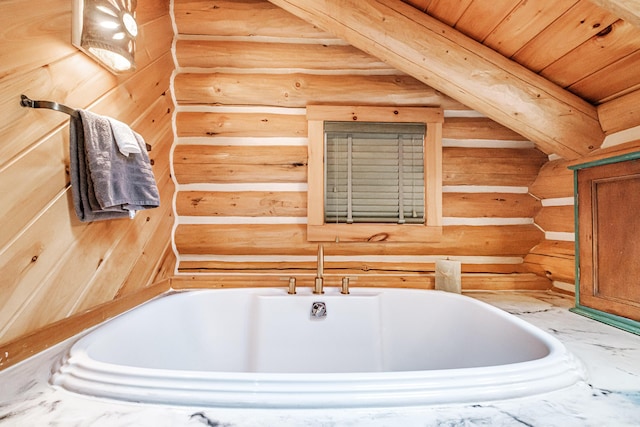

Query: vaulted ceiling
left=404, top=0, right=640, bottom=105
left=268, top=0, right=640, bottom=160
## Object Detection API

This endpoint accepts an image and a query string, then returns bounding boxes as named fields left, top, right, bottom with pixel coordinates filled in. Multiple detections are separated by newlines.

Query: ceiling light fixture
left=72, top=0, right=138, bottom=73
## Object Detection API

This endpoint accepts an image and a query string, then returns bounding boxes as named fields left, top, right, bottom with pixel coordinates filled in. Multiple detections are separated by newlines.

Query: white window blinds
left=324, top=121, right=426, bottom=224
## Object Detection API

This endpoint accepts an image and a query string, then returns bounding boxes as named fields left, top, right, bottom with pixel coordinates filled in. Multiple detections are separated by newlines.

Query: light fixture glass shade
left=72, top=0, right=138, bottom=73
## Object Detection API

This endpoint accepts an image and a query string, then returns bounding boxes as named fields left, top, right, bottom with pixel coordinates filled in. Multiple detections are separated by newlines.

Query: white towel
left=108, top=117, right=142, bottom=157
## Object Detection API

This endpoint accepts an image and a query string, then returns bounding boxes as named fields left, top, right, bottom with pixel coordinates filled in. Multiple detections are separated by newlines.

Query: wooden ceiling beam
left=588, top=0, right=640, bottom=28
left=268, top=0, right=605, bottom=159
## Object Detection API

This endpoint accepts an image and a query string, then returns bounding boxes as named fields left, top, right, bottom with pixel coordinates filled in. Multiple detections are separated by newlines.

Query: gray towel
left=69, top=111, right=160, bottom=222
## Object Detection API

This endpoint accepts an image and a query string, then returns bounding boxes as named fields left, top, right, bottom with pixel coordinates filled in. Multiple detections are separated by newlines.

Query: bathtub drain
left=310, top=301, right=327, bottom=318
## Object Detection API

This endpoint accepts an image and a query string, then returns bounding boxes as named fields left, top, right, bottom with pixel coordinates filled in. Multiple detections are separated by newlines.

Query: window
left=325, top=121, right=426, bottom=224
left=307, top=106, right=443, bottom=242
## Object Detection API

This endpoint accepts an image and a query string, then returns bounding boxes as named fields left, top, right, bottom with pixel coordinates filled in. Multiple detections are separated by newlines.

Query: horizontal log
left=174, top=73, right=466, bottom=108
left=462, top=273, right=550, bottom=290
left=172, top=144, right=547, bottom=186
left=175, top=113, right=532, bottom=141
left=176, top=40, right=391, bottom=70
left=442, top=117, right=528, bottom=141
left=176, top=112, right=307, bottom=138
left=170, top=273, right=549, bottom=291
left=173, top=145, right=308, bottom=184
left=523, top=240, right=575, bottom=283
left=177, top=260, right=530, bottom=275
left=443, top=147, right=547, bottom=186
left=307, top=223, right=443, bottom=243
left=176, top=191, right=540, bottom=219
left=175, top=164, right=307, bottom=184
left=267, top=0, right=604, bottom=159
left=176, top=191, right=307, bottom=217
left=174, top=0, right=333, bottom=38
left=174, top=144, right=307, bottom=165
left=597, top=89, right=640, bottom=134
left=528, top=159, right=574, bottom=199
left=175, top=223, right=543, bottom=256
left=568, top=139, right=640, bottom=168
left=534, top=206, right=575, bottom=233
left=306, top=105, right=444, bottom=123
left=443, top=193, right=540, bottom=218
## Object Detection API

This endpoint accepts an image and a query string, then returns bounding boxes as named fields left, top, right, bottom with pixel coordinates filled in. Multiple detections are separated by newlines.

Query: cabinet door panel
left=578, top=159, right=640, bottom=321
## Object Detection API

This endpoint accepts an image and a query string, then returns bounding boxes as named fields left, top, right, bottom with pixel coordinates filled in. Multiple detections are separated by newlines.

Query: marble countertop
left=1, top=291, right=639, bottom=426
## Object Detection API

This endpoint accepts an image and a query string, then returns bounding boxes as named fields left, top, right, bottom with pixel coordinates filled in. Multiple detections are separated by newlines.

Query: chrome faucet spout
left=314, top=244, right=324, bottom=294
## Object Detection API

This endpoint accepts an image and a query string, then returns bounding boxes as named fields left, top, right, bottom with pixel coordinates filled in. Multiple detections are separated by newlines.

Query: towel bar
left=20, top=94, right=79, bottom=118
left=20, top=94, right=151, bottom=151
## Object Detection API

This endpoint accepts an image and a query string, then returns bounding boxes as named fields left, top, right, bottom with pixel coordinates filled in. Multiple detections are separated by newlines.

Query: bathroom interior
left=1, top=0, right=640, bottom=425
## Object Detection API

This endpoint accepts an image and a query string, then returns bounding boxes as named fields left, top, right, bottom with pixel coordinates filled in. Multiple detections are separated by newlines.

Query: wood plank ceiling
left=403, top=0, right=639, bottom=106
left=268, top=0, right=640, bottom=159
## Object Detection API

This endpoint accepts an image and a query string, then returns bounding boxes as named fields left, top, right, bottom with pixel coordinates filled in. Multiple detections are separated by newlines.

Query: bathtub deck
left=1, top=291, right=639, bottom=427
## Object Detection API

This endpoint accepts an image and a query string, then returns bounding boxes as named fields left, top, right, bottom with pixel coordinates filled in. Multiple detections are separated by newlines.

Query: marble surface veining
left=1, top=291, right=639, bottom=426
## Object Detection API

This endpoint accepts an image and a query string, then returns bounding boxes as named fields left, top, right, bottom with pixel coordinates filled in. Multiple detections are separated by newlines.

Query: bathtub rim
left=50, top=287, right=587, bottom=408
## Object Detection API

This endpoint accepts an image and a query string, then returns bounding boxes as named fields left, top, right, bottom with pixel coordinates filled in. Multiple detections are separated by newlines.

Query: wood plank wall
left=172, top=0, right=550, bottom=291
left=0, top=0, right=175, bottom=366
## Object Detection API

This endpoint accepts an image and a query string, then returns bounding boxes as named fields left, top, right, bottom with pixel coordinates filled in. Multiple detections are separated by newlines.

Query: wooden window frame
left=307, top=105, right=444, bottom=242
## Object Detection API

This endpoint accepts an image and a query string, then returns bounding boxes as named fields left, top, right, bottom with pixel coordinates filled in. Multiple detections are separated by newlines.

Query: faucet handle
left=341, top=277, right=350, bottom=294
left=280, top=276, right=297, bottom=294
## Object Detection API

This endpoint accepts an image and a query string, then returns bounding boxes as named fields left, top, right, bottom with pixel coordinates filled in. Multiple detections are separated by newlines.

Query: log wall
left=0, top=0, right=175, bottom=368
left=526, top=160, right=576, bottom=292
left=172, top=0, right=550, bottom=290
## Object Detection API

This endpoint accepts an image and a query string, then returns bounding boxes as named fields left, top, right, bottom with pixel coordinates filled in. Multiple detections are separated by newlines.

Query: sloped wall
left=0, top=0, right=175, bottom=364
left=172, top=0, right=549, bottom=290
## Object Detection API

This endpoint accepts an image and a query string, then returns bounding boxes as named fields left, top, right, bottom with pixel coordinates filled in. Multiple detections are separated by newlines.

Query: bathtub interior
left=78, top=288, right=550, bottom=373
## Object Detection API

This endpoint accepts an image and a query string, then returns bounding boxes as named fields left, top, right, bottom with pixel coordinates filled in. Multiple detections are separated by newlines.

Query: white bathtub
left=51, top=287, right=585, bottom=408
